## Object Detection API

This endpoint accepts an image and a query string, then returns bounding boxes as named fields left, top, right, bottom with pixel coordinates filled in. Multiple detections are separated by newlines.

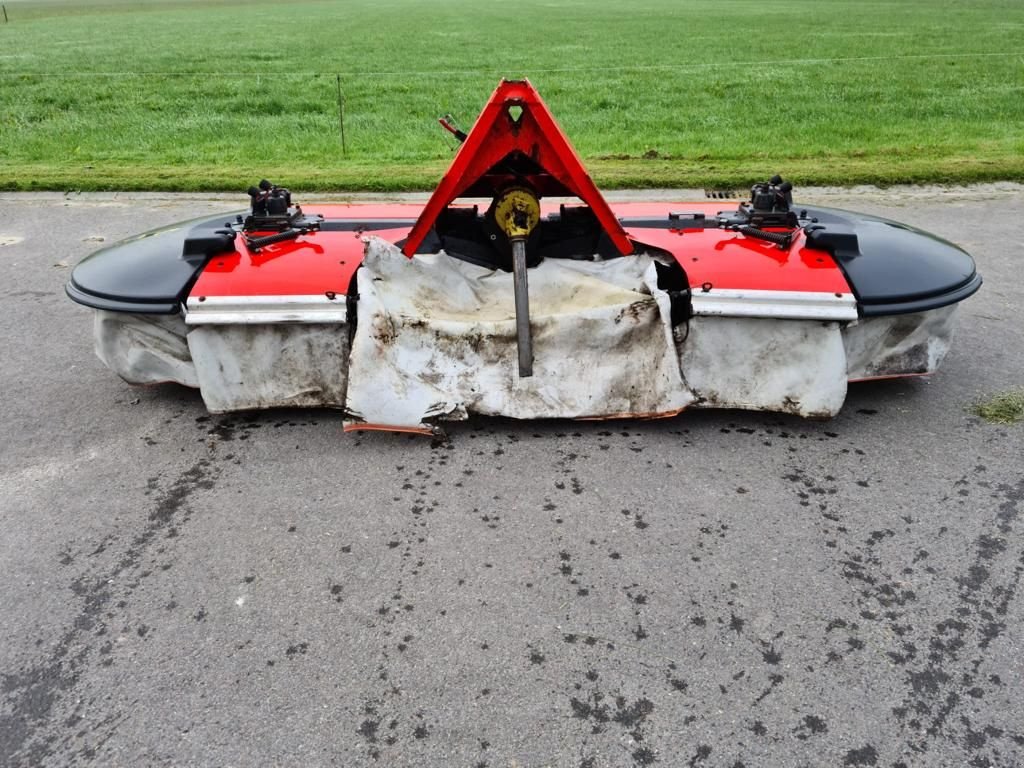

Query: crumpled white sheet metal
left=94, top=310, right=198, bottom=387
left=843, top=306, right=956, bottom=380
left=680, top=317, right=848, bottom=418
left=90, top=243, right=961, bottom=423
left=187, top=324, right=349, bottom=413
left=344, top=238, right=693, bottom=428
left=93, top=310, right=350, bottom=411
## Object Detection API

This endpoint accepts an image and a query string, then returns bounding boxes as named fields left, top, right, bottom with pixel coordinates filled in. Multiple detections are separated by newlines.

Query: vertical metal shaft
left=511, top=239, right=533, bottom=377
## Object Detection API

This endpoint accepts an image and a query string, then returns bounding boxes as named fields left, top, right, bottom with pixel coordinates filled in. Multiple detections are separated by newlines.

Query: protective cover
left=187, top=324, right=349, bottom=413
left=843, top=306, right=957, bottom=380
left=89, top=241, right=960, bottom=423
left=95, top=310, right=198, bottom=387
left=94, top=310, right=349, bottom=411
left=344, top=238, right=693, bottom=428
left=681, top=317, right=848, bottom=417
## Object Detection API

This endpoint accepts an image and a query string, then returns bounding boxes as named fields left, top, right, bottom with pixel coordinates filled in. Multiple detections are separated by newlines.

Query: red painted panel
left=628, top=227, right=852, bottom=294
left=189, top=201, right=850, bottom=299
left=189, top=228, right=409, bottom=298
left=403, top=79, right=632, bottom=257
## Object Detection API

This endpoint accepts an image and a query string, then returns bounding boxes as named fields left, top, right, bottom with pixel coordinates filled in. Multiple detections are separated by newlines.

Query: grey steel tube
left=511, top=239, right=533, bottom=377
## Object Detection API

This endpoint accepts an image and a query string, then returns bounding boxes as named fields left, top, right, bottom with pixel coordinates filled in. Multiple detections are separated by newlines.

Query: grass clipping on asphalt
left=1, top=0, right=1024, bottom=191
left=972, top=389, right=1024, bottom=425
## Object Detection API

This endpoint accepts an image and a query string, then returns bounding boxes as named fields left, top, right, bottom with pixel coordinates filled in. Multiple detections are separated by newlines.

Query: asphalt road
left=1, top=188, right=1022, bottom=768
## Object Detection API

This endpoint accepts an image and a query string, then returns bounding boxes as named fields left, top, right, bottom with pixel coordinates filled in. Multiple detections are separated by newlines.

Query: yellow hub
left=493, top=187, right=540, bottom=240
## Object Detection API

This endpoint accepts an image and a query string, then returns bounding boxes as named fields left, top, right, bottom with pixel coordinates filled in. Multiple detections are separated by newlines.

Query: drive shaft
left=511, top=238, right=533, bottom=377
left=492, top=187, right=541, bottom=379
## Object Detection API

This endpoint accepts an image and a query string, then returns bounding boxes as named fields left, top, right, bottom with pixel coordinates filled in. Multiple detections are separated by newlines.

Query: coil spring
left=245, top=228, right=303, bottom=252
left=738, top=225, right=793, bottom=248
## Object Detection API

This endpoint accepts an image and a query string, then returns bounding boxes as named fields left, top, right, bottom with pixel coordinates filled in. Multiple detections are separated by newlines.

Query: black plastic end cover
left=66, top=212, right=244, bottom=314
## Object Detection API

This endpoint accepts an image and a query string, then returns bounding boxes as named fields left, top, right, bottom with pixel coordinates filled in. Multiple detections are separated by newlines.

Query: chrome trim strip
left=690, top=289, right=858, bottom=321
left=184, top=295, right=348, bottom=325
left=185, top=289, right=857, bottom=325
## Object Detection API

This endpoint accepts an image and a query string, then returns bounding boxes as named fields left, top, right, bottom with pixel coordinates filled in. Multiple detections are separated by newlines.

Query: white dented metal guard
left=91, top=237, right=957, bottom=424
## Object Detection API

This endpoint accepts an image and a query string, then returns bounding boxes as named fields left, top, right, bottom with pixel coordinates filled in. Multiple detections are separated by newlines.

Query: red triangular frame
left=403, top=79, right=632, bottom=257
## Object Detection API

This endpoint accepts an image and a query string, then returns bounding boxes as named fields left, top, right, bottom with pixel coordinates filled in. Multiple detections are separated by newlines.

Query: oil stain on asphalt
left=4, top=395, right=1024, bottom=767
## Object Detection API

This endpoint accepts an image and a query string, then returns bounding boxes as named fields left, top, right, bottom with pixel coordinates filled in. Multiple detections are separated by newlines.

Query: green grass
left=972, top=389, right=1024, bottom=425
left=1, top=0, right=1023, bottom=191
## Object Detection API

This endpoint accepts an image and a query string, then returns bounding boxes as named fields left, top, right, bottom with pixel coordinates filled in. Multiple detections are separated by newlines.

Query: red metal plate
left=188, top=201, right=851, bottom=299
left=403, top=79, right=632, bottom=258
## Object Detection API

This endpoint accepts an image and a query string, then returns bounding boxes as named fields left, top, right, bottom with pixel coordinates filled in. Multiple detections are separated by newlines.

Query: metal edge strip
left=185, top=295, right=349, bottom=325
left=690, top=289, right=858, bottom=321
left=858, top=274, right=982, bottom=317
left=66, top=281, right=181, bottom=315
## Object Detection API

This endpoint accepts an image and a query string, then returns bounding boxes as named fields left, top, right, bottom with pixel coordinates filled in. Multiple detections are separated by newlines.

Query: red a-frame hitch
left=403, top=79, right=633, bottom=258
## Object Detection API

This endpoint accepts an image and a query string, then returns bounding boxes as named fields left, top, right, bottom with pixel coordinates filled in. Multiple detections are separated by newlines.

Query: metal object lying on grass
left=67, top=79, right=982, bottom=433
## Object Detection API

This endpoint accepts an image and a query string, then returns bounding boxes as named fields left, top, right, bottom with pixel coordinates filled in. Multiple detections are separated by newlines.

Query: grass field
left=1, top=0, right=1023, bottom=191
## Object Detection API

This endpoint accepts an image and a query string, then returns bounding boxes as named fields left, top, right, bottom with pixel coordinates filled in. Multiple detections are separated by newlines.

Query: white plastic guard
left=344, top=238, right=694, bottom=429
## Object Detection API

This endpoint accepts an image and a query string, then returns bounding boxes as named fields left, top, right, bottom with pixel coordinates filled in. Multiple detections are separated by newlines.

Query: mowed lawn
left=1, top=0, right=1022, bottom=191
